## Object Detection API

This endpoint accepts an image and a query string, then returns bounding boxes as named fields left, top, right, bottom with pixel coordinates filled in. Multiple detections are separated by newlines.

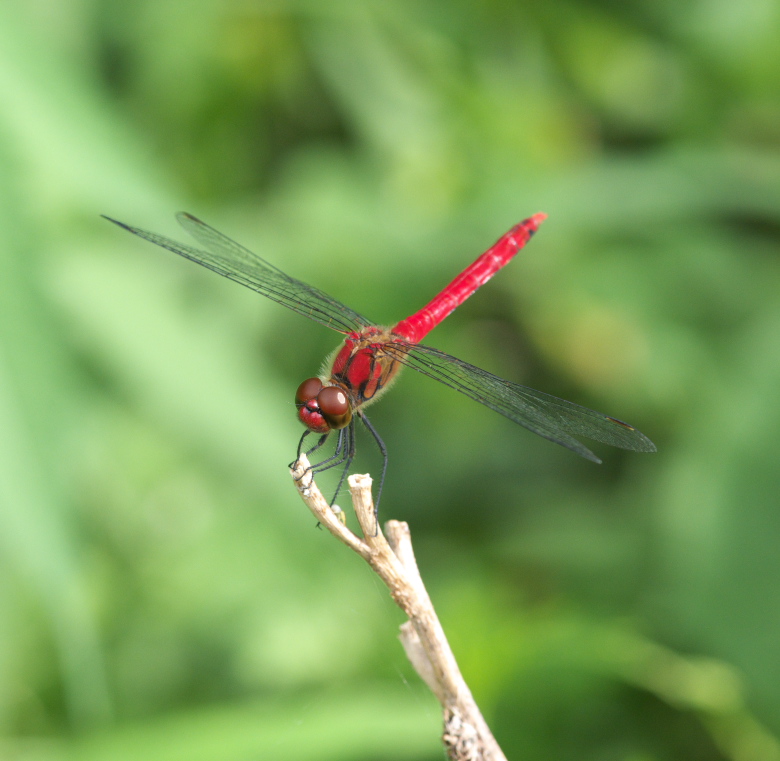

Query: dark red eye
left=318, top=386, right=352, bottom=429
left=318, top=386, right=349, bottom=416
left=295, top=377, right=323, bottom=405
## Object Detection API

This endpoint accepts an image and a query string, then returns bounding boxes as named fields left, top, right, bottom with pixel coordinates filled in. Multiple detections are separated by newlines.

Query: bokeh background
left=2, top=2, right=780, bottom=759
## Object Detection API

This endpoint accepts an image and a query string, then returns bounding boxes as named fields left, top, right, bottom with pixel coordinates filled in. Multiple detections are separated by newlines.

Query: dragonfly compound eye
left=295, top=377, right=323, bottom=406
left=295, top=377, right=330, bottom=433
left=318, top=386, right=352, bottom=429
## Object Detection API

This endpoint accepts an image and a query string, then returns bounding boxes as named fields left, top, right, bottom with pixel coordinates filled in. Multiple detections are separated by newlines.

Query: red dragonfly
left=104, top=212, right=655, bottom=508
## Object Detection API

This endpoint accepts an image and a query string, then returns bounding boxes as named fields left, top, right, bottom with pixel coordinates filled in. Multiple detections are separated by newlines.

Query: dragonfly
left=104, top=212, right=656, bottom=509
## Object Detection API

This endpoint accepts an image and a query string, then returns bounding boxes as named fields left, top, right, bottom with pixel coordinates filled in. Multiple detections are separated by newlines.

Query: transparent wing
left=103, top=213, right=373, bottom=334
left=386, top=341, right=656, bottom=463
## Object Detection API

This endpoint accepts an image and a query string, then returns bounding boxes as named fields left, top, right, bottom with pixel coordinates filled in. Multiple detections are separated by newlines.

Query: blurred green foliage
left=1, top=1, right=780, bottom=759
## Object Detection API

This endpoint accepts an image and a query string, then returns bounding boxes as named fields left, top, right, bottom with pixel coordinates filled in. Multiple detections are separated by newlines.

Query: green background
left=2, top=2, right=779, bottom=759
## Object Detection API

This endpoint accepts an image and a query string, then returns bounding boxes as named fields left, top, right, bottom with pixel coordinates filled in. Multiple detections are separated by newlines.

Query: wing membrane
left=387, top=342, right=656, bottom=462
left=103, top=213, right=373, bottom=334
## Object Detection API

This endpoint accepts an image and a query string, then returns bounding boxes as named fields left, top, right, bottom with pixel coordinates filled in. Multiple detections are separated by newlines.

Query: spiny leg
left=309, top=427, right=349, bottom=474
left=359, top=411, right=387, bottom=527
left=304, top=433, right=330, bottom=459
left=290, top=429, right=313, bottom=477
left=290, top=421, right=360, bottom=515
left=329, top=419, right=356, bottom=507
left=296, top=429, right=312, bottom=461
left=292, top=427, right=351, bottom=480
left=293, top=429, right=351, bottom=525
left=290, top=429, right=330, bottom=477
left=290, top=429, right=314, bottom=468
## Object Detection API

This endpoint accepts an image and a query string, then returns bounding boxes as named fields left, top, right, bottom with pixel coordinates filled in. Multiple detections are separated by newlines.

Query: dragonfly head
left=295, top=377, right=352, bottom=432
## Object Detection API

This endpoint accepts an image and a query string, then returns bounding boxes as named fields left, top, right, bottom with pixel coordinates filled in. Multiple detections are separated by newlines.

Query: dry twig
left=290, top=454, right=507, bottom=761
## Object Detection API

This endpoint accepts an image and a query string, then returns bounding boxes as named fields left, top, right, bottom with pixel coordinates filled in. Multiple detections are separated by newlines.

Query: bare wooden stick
left=290, top=455, right=507, bottom=761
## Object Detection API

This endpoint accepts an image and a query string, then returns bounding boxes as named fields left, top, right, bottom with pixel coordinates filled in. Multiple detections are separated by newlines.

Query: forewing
left=103, top=213, right=373, bottom=334
left=387, top=342, right=656, bottom=462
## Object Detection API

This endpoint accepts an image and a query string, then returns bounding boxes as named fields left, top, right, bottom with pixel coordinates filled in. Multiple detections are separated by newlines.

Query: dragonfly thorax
left=326, top=328, right=405, bottom=411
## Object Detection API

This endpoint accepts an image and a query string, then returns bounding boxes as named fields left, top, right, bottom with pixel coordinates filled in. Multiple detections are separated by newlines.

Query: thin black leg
left=359, top=411, right=387, bottom=524
left=289, top=430, right=311, bottom=469
left=290, top=430, right=330, bottom=475
left=309, top=428, right=349, bottom=474
left=305, top=433, right=330, bottom=459
left=329, top=420, right=356, bottom=506
left=290, top=416, right=382, bottom=515
left=297, top=430, right=311, bottom=459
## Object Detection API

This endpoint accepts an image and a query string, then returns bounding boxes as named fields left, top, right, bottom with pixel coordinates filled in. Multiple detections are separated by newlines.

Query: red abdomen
left=392, top=213, right=546, bottom=343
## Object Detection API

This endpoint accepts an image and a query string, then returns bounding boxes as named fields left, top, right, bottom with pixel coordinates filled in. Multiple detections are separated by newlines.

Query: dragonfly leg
left=290, top=430, right=330, bottom=477
left=289, top=430, right=311, bottom=470
left=291, top=422, right=360, bottom=515
left=297, top=429, right=311, bottom=459
left=305, top=433, right=331, bottom=459
left=303, top=425, right=355, bottom=508
left=328, top=420, right=356, bottom=507
left=358, top=411, right=387, bottom=531
left=308, top=427, right=348, bottom=475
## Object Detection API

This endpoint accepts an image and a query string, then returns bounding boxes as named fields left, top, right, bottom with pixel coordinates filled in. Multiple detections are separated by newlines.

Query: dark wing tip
left=176, top=211, right=202, bottom=225
left=101, top=214, right=133, bottom=232
left=605, top=416, right=657, bottom=453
